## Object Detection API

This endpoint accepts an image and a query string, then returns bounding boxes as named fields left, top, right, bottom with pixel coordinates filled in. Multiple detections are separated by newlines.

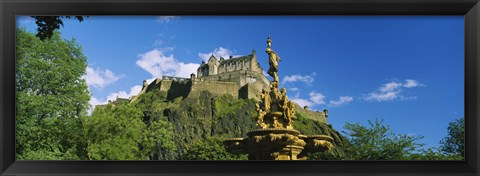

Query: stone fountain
left=224, top=35, right=334, bottom=160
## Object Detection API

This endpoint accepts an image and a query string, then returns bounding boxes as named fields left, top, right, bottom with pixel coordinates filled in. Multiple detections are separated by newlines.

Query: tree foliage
left=407, top=148, right=463, bottom=160
left=440, top=117, right=464, bottom=158
left=342, top=119, right=424, bottom=160
left=84, top=102, right=176, bottom=160
left=179, top=137, right=247, bottom=160
left=84, top=103, right=145, bottom=160
left=16, top=28, right=90, bottom=160
left=32, top=16, right=85, bottom=40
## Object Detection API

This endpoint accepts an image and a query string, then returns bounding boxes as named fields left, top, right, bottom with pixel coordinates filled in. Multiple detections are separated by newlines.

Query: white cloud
left=176, top=63, right=200, bottom=78
left=380, top=82, right=402, bottom=92
left=155, top=16, right=180, bottom=23
left=290, top=98, right=313, bottom=108
left=106, top=85, right=143, bottom=101
left=83, top=66, right=122, bottom=89
left=365, top=91, right=400, bottom=102
left=364, top=79, right=423, bottom=102
left=198, top=47, right=238, bottom=62
left=281, top=72, right=316, bottom=85
left=404, top=79, right=422, bottom=88
left=290, top=91, right=325, bottom=108
left=329, top=96, right=353, bottom=107
left=136, top=48, right=199, bottom=78
left=309, top=91, right=326, bottom=105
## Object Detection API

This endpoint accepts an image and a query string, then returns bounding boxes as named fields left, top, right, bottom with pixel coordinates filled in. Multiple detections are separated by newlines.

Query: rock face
left=131, top=89, right=348, bottom=160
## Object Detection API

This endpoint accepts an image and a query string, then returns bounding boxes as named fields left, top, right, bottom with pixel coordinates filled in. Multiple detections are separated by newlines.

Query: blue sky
left=17, top=16, right=464, bottom=150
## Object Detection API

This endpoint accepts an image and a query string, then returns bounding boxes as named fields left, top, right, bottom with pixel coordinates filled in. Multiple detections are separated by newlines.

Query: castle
left=104, top=48, right=328, bottom=123
left=129, top=49, right=270, bottom=103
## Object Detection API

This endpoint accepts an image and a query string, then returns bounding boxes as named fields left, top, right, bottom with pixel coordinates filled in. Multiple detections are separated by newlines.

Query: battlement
left=161, top=76, right=190, bottom=83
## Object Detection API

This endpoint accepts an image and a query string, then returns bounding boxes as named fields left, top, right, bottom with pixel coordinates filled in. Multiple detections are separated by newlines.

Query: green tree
left=85, top=103, right=144, bottom=160
left=84, top=102, right=176, bottom=160
left=407, top=148, right=463, bottom=160
left=342, top=119, right=424, bottom=160
left=179, top=137, right=247, bottom=160
left=16, top=28, right=90, bottom=160
left=440, top=117, right=464, bottom=158
left=132, top=89, right=178, bottom=160
left=145, top=120, right=177, bottom=160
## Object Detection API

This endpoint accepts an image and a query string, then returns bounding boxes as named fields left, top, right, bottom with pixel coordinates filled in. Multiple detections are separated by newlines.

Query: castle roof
left=218, top=54, right=254, bottom=66
left=198, top=54, right=254, bottom=68
left=198, top=64, right=208, bottom=68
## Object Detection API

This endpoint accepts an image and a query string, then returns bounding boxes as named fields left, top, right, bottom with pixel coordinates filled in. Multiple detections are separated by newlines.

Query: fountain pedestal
left=246, top=128, right=304, bottom=160
left=225, top=128, right=334, bottom=160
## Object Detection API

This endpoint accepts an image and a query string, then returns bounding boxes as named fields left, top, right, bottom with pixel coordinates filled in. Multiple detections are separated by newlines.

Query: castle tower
left=207, top=55, right=220, bottom=75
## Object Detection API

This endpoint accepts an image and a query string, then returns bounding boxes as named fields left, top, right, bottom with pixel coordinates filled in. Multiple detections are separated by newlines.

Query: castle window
left=202, top=67, right=208, bottom=76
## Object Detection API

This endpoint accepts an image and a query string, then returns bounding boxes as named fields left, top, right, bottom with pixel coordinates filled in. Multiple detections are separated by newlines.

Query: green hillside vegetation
left=120, top=89, right=348, bottom=160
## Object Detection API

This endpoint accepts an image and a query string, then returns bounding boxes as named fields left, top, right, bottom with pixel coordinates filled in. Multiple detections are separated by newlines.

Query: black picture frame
left=1, top=0, right=479, bottom=176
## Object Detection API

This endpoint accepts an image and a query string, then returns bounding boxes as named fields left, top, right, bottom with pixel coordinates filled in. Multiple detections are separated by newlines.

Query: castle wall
left=189, top=80, right=239, bottom=99
left=244, top=71, right=270, bottom=93
left=251, top=59, right=263, bottom=73
left=166, top=80, right=191, bottom=100
left=195, top=70, right=269, bottom=94
left=239, top=83, right=260, bottom=100
left=159, top=79, right=173, bottom=92
left=131, top=78, right=193, bottom=101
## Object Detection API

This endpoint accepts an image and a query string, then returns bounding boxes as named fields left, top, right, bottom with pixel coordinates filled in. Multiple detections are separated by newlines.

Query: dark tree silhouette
left=32, top=16, right=85, bottom=40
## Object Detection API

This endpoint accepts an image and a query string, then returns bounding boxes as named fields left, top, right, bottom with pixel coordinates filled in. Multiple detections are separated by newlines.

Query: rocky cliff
left=128, top=89, right=349, bottom=160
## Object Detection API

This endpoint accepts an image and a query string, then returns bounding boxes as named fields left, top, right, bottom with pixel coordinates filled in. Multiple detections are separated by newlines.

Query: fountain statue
left=224, top=35, right=334, bottom=160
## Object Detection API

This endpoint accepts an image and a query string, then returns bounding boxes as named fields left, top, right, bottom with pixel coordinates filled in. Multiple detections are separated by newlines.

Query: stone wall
left=131, top=68, right=269, bottom=103
left=189, top=80, right=239, bottom=99
left=295, top=104, right=328, bottom=124
left=239, top=83, right=259, bottom=100
left=196, top=70, right=269, bottom=91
